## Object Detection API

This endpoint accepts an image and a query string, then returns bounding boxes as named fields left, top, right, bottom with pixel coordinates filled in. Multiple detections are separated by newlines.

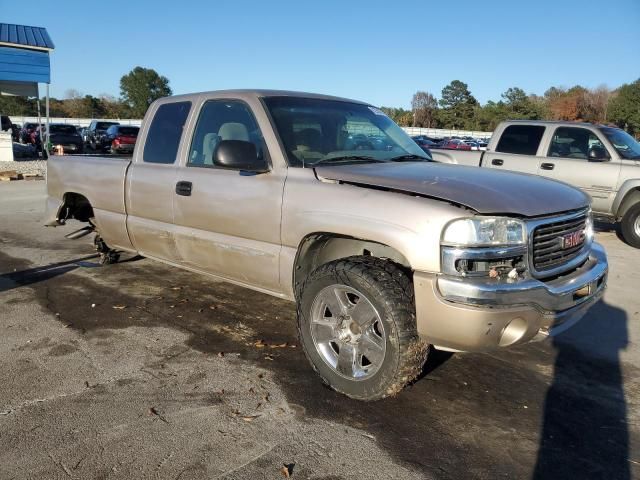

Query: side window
left=188, top=100, right=266, bottom=168
left=495, top=125, right=545, bottom=155
left=548, top=127, right=604, bottom=160
left=143, top=101, right=191, bottom=164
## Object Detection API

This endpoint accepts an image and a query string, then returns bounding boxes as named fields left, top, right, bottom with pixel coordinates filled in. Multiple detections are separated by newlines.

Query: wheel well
left=60, top=192, right=94, bottom=223
left=617, top=188, right=640, bottom=221
left=293, top=233, right=411, bottom=298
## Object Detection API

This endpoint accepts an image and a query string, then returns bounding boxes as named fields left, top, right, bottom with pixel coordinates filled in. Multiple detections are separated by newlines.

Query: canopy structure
left=0, top=23, right=55, bottom=152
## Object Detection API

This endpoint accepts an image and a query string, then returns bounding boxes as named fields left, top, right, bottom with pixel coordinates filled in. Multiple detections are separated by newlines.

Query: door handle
left=491, top=159, right=504, bottom=166
left=541, top=163, right=555, bottom=171
left=175, top=181, right=192, bottom=196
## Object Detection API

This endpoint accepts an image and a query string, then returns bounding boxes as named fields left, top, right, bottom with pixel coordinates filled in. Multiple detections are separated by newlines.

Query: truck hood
left=314, top=162, right=590, bottom=217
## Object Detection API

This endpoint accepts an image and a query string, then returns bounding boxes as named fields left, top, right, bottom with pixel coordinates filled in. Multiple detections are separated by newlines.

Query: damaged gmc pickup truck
left=46, top=90, right=608, bottom=400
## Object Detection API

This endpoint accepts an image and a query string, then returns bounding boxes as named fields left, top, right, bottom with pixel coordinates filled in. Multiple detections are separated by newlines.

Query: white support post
left=45, top=83, right=50, bottom=156
left=36, top=84, right=41, bottom=153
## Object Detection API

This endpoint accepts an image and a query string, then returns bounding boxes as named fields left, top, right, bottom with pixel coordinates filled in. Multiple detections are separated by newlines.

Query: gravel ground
left=0, top=160, right=47, bottom=176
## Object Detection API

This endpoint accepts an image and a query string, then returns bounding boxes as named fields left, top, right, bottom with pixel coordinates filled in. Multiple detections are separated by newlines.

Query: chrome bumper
left=414, top=242, right=608, bottom=352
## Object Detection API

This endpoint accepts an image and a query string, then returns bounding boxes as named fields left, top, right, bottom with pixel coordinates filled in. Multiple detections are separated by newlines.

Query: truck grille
left=532, top=212, right=588, bottom=272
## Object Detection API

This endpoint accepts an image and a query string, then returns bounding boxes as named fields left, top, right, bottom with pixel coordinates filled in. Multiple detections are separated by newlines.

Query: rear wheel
left=297, top=256, right=428, bottom=401
left=620, top=203, right=640, bottom=249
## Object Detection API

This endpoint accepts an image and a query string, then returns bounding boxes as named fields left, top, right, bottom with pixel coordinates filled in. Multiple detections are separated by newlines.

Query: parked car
left=45, top=90, right=607, bottom=401
left=20, top=122, right=44, bottom=148
left=78, top=127, right=90, bottom=145
left=1, top=114, right=12, bottom=132
left=100, top=125, right=140, bottom=154
left=86, top=120, right=120, bottom=150
left=1, top=115, right=21, bottom=142
left=431, top=120, right=640, bottom=247
left=11, top=123, right=21, bottom=142
left=47, top=124, right=83, bottom=154
left=436, top=138, right=472, bottom=150
left=412, top=134, right=439, bottom=143
left=411, top=137, right=435, bottom=158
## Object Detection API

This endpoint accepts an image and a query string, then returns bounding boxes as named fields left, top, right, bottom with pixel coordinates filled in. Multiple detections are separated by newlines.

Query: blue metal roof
left=0, top=23, right=54, bottom=50
left=0, top=47, right=50, bottom=84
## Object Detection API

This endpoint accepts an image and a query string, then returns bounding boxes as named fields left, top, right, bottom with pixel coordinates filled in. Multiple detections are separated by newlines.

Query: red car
left=102, top=125, right=140, bottom=154
left=436, top=139, right=472, bottom=151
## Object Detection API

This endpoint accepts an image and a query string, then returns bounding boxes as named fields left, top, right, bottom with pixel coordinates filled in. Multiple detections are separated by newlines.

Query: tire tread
left=297, top=256, right=428, bottom=400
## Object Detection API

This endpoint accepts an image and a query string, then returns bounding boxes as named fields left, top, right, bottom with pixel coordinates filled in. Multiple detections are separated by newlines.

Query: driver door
left=172, top=98, right=286, bottom=293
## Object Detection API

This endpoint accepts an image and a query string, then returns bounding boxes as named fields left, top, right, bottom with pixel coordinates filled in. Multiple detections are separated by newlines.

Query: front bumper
left=414, top=242, right=608, bottom=352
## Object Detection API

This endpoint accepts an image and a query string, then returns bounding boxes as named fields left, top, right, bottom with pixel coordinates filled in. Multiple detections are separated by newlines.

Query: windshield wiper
left=312, top=155, right=384, bottom=166
left=389, top=154, right=430, bottom=162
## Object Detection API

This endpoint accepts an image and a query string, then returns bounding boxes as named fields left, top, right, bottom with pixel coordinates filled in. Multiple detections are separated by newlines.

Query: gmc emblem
left=561, top=230, right=584, bottom=249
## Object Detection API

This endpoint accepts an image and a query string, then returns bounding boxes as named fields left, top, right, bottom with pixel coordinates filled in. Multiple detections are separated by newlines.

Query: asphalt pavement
left=0, top=181, right=638, bottom=479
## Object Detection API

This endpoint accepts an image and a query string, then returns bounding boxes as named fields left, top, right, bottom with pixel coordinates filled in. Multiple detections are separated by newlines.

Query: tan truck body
left=45, top=91, right=608, bottom=399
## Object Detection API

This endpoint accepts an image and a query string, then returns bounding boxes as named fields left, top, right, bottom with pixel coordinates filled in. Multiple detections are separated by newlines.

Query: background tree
left=438, top=80, right=478, bottom=129
left=99, top=94, right=129, bottom=118
left=501, top=87, right=542, bottom=119
left=607, top=79, right=640, bottom=136
left=0, top=95, right=36, bottom=116
left=120, top=66, right=172, bottom=118
left=582, top=85, right=610, bottom=123
left=544, top=86, right=589, bottom=121
left=380, top=107, right=413, bottom=126
left=411, top=91, right=438, bottom=127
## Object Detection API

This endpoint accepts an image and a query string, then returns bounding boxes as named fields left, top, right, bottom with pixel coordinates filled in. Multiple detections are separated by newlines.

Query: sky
left=2, top=0, right=639, bottom=108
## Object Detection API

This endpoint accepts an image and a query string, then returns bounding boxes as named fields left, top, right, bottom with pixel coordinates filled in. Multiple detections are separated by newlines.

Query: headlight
left=585, top=210, right=594, bottom=243
left=442, top=217, right=526, bottom=247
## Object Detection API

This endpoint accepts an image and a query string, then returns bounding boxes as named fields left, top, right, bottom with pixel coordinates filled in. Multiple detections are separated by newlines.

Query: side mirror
left=588, top=145, right=610, bottom=162
left=214, top=140, right=269, bottom=173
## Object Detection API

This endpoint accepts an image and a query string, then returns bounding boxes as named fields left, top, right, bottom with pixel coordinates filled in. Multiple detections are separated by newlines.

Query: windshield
left=97, top=122, right=118, bottom=130
left=263, top=97, right=429, bottom=166
left=600, top=127, right=640, bottom=159
left=49, top=125, right=77, bottom=135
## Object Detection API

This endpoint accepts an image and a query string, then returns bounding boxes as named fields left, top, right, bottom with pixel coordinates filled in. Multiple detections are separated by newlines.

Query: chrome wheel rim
left=310, top=284, right=386, bottom=380
left=634, top=215, right=640, bottom=237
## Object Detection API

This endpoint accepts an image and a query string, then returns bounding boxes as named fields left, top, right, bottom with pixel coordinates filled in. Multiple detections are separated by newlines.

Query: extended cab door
left=171, top=98, right=285, bottom=293
left=125, top=100, right=192, bottom=261
left=482, top=124, right=547, bottom=175
left=537, top=126, right=621, bottom=214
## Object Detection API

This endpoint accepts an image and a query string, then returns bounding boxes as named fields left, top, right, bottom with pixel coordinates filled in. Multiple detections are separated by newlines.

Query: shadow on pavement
left=0, top=254, right=100, bottom=293
left=1, top=247, right=632, bottom=478
left=533, top=300, right=630, bottom=479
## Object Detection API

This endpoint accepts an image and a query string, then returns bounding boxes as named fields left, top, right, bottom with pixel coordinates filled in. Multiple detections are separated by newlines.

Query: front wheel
left=297, top=256, right=428, bottom=401
left=620, top=203, right=640, bottom=249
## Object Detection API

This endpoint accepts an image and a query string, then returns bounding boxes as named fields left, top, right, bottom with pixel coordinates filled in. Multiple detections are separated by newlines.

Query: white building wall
left=9, top=117, right=492, bottom=138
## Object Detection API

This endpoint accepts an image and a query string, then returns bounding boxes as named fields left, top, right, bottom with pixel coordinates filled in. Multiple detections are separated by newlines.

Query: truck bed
left=45, top=154, right=131, bottom=226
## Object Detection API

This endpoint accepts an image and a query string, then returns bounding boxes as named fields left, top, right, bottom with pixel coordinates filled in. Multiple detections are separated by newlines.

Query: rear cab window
left=495, top=125, right=546, bottom=155
left=143, top=101, right=192, bottom=164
